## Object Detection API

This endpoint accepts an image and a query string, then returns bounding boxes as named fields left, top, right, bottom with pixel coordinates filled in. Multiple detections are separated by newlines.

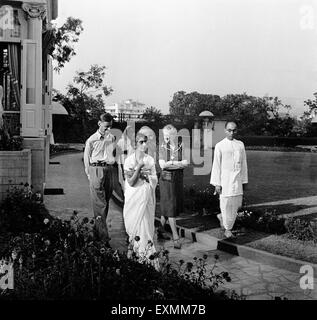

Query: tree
left=142, top=106, right=164, bottom=122
left=50, top=17, right=84, bottom=72
left=304, top=92, right=317, bottom=115
left=169, top=91, right=221, bottom=116
left=169, top=91, right=294, bottom=135
left=218, top=94, right=293, bottom=135
left=295, top=93, right=317, bottom=137
left=53, top=65, right=113, bottom=136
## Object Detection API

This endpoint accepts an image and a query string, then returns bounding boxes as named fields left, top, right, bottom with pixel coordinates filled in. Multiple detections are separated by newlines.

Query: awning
left=52, top=101, right=68, bottom=115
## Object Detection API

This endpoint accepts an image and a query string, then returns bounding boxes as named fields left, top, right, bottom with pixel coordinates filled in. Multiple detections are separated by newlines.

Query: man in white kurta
left=210, top=122, right=248, bottom=238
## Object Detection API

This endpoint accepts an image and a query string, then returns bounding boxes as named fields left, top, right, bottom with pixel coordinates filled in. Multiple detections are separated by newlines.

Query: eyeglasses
left=138, top=140, right=147, bottom=144
left=226, top=129, right=237, bottom=133
left=99, top=122, right=112, bottom=129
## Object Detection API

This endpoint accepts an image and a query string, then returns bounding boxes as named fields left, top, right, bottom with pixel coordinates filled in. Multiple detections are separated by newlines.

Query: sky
left=53, top=0, right=317, bottom=115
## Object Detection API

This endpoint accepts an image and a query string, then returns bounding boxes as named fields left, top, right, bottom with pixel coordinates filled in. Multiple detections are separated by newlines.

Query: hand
left=140, top=171, right=149, bottom=182
left=137, top=158, right=145, bottom=169
left=87, top=174, right=90, bottom=181
left=214, top=185, right=222, bottom=195
left=125, top=170, right=134, bottom=179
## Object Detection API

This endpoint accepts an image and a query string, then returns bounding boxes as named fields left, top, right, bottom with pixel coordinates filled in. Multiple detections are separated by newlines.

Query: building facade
left=105, top=99, right=146, bottom=122
left=0, top=0, right=58, bottom=197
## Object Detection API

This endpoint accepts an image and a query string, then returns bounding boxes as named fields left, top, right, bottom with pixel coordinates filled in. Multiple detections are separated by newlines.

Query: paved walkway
left=44, top=152, right=317, bottom=300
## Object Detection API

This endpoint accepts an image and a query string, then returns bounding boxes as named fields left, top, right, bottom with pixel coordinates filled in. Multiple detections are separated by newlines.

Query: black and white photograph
left=0, top=0, right=317, bottom=315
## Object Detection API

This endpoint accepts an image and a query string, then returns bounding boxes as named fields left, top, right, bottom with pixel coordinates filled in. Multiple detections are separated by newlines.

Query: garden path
left=44, top=152, right=317, bottom=300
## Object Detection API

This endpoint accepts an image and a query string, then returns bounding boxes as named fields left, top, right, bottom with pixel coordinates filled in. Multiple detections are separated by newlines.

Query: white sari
left=123, top=153, right=159, bottom=269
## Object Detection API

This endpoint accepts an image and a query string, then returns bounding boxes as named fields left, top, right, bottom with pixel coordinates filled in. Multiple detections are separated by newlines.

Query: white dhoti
left=220, top=195, right=242, bottom=231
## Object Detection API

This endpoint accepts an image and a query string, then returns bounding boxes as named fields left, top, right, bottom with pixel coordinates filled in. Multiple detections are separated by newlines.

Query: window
left=25, top=42, right=36, bottom=104
left=0, top=42, right=21, bottom=135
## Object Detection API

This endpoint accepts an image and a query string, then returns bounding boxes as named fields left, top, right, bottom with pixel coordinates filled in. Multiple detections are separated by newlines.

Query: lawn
left=171, top=212, right=317, bottom=264
left=183, top=150, right=317, bottom=205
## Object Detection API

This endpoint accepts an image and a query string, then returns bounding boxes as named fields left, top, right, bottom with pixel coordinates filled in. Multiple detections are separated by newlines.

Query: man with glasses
left=84, top=113, right=116, bottom=247
left=210, top=121, right=248, bottom=238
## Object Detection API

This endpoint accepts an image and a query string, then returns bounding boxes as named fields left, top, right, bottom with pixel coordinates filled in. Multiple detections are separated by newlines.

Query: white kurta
left=123, top=153, right=159, bottom=269
left=210, top=138, right=248, bottom=230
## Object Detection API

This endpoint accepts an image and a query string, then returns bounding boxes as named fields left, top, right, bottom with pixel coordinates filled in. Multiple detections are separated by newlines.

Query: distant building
left=105, top=99, right=146, bottom=122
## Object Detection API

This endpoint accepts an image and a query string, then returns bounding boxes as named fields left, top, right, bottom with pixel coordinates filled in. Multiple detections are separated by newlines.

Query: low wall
left=0, top=149, right=31, bottom=202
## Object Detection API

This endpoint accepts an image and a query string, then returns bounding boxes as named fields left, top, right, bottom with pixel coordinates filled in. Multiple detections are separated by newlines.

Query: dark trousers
left=89, top=165, right=114, bottom=242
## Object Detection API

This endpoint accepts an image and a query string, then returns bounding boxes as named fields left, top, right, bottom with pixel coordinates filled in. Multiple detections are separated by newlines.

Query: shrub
left=0, top=185, right=51, bottom=234
left=239, top=136, right=317, bottom=148
left=235, top=209, right=286, bottom=234
left=285, top=218, right=317, bottom=242
left=0, top=131, right=23, bottom=151
left=0, top=211, right=239, bottom=300
left=184, top=185, right=220, bottom=214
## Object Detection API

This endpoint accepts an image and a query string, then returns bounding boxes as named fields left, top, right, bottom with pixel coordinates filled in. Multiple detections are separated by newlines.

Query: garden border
left=155, top=217, right=317, bottom=275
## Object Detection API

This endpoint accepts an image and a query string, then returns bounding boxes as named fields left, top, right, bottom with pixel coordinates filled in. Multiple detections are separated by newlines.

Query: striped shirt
left=84, top=130, right=116, bottom=174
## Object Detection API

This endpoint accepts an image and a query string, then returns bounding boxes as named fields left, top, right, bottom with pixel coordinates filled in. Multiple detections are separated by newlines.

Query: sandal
left=173, top=238, right=181, bottom=249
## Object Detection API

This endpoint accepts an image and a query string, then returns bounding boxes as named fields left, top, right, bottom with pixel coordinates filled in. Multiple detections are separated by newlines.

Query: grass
left=247, top=234, right=317, bottom=265
left=183, top=150, right=317, bottom=205
left=166, top=209, right=317, bottom=264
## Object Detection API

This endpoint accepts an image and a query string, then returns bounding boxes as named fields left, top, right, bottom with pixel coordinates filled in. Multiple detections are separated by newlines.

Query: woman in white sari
left=123, top=132, right=159, bottom=269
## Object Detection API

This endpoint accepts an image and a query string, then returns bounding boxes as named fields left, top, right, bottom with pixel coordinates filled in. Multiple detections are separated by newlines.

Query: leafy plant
left=235, top=209, right=286, bottom=234
left=184, top=184, right=220, bottom=215
left=0, top=184, right=49, bottom=234
left=0, top=129, right=23, bottom=151
left=285, top=218, right=317, bottom=242
left=0, top=209, right=240, bottom=300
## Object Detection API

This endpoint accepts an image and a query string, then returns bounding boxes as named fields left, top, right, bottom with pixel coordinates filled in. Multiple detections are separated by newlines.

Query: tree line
left=51, top=18, right=317, bottom=141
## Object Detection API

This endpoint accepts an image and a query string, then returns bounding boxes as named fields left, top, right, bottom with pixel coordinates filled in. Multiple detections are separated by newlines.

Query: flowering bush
left=285, top=218, right=317, bottom=242
left=235, top=209, right=286, bottom=234
left=0, top=208, right=239, bottom=300
left=0, top=184, right=50, bottom=234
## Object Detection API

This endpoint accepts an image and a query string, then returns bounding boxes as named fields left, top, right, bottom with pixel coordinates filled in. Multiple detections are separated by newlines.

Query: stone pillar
left=21, top=2, right=47, bottom=197
left=22, top=2, right=46, bottom=137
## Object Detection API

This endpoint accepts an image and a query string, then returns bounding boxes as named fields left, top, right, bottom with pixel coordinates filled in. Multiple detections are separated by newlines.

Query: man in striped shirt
left=84, top=113, right=116, bottom=247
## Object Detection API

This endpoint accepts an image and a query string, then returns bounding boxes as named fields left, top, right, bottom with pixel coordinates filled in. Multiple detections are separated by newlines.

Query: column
left=22, top=2, right=46, bottom=137
left=21, top=2, right=47, bottom=197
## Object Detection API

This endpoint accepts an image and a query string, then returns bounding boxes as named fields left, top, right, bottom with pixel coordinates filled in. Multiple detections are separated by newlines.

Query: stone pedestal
left=23, top=137, right=49, bottom=197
